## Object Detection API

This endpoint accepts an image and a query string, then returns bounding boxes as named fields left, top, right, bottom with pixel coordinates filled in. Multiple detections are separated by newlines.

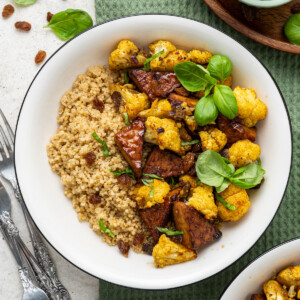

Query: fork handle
left=14, top=186, right=71, bottom=300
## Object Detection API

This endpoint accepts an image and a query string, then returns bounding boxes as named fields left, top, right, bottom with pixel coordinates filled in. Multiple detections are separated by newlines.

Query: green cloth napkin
left=95, top=1, right=300, bottom=299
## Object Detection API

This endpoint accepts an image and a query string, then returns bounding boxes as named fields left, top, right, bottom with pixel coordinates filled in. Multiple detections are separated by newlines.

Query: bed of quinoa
left=47, top=65, right=151, bottom=253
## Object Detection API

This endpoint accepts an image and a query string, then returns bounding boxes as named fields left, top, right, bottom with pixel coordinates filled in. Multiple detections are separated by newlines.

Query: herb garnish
left=207, top=55, right=232, bottom=83
left=14, top=0, right=36, bottom=6
left=92, top=132, right=110, bottom=157
left=141, top=178, right=154, bottom=198
left=143, top=173, right=164, bottom=180
left=123, top=113, right=131, bottom=126
left=156, top=227, right=183, bottom=236
left=216, top=196, right=236, bottom=211
left=194, top=95, right=218, bottom=126
left=44, top=9, right=93, bottom=41
left=143, top=50, right=165, bottom=70
left=99, top=220, right=115, bottom=238
left=169, top=177, right=176, bottom=187
left=109, top=168, right=135, bottom=179
left=181, top=139, right=200, bottom=146
left=124, top=70, right=129, bottom=83
left=284, top=14, right=300, bottom=46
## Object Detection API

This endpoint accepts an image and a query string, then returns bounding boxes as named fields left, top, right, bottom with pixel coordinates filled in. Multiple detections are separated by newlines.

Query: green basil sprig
left=44, top=9, right=93, bottom=41
left=284, top=14, right=300, bottom=46
left=143, top=50, right=165, bottom=70
left=99, top=220, right=115, bottom=238
left=141, top=178, right=154, bottom=198
left=216, top=196, right=236, bottom=211
left=109, top=168, right=135, bottom=179
left=156, top=227, right=183, bottom=236
left=208, top=55, right=232, bottom=82
left=194, top=95, right=218, bottom=126
left=143, top=173, right=164, bottom=180
left=14, top=0, right=36, bottom=6
left=196, top=150, right=265, bottom=192
left=123, top=113, right=131, bottom=126
left=181, top=139, right=200, bottom=146
left=92, top=132, right=110, bottom=157
left=124, top=70, right=129, bottom=83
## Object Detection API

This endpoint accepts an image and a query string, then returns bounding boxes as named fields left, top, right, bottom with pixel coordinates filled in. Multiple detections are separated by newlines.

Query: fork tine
left=0, top=109, right=14, bottom=144
left=0, top=139, right=6, bottom=159
left=0, top=126, right=12, bottom=155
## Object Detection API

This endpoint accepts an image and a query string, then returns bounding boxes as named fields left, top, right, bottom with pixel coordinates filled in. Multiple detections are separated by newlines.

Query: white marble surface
left=0, top=1, right=99, bottom=299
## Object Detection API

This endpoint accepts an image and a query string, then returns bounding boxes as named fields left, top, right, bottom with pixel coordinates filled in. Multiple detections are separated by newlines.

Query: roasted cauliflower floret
left=228, top=139, right=261, bottom=168
left=110, top=84, right=150, bottom=120
left=187, top=50, right=213, bottom=65
left=263, top=280, right=288, bottom=300
left=149, top=40, right=176, bottom=69
left=144, top=116, right=184, bottom=155
left=152, top=234, right=197, bottom=268
left=134, top=179, right=170, bottom=209
left=184, top=115, right=198, bottom=132
left=138, top=99, right=172, bottom=118
left=277, top=266, right=300, bottom=288
left=188, top=184, right=218, bottom=220
left=233, top=86, right=268, bottom=127
left=179, top=175, right=198, bottom=188
left=217, top=183, right=250, bottom=222
left=199, top=127, right=227, bottom=152
left=109, top=40, right=147, bottom=70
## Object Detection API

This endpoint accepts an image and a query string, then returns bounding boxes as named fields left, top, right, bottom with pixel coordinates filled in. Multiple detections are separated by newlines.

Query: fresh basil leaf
left=174, top=61, right=211, bottom=92
left=143, top=50, right=165, bottom=70
left=230, top=163, right=265, bottom=189
left=257, top=158, right=261, bottom=166
left=44, top=9, right=93, bottom=41
left=99, top=220, right=115, bottom=238
left=222, top=157, right=235, bottom=174
left=284, top=14, right=300, bottom=46
left=92, top=132, right=110, bottom=156
left=216, top=195, right=236, bottom=211
left=196, top=150, right=234, bottom=187
left=124, top=70, right=129, bottom=84
left=205, top=84, right=214, bottom=97
left=109, top=168, right=135, bottom=179
left=213, top=85, right=238, bottom=119
left=215, top=178, right=230, bottom=193
left=14, top=0, right=36, bottom=6
left=181, top=139, right=200, bottom=146
left=205, top=74, right=218, bottom=86
left=156, top=227, right=183, bottom=236
left=141, top=179, right=154, bottom=198
left=208, top=55, right=232, bottom=82
left=168, top=177, right=176, bottom=187
left=194, top=95, right=218, bottom=126
left=143, top=173, right=164, bottom=180
left=123, top=113, right=131, bottom=126
left=196, top=178, right=201, bottom=185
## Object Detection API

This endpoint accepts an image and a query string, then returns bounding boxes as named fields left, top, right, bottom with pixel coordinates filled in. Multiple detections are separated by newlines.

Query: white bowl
left=15, top=15, right=292, bottom=289
left=221, top=238, right=300, bottom=299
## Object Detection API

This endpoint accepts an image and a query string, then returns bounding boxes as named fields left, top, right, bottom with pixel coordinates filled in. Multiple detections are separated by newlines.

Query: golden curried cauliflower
left=144, top=116, right=185, bottom=155
left=138, top=99, right=172, bottom=118
left=179, top=175, right=198, bottom=188
left=152, top=234, right=197, bottom=268
left=134, top=179, right=170, bottom=209
left=199, top=127, right=227, bottom=152
left=149, top=40, right=189, bottom=71
left=187, top=49, right=213, bottom=65
left=217, top=183, right=250, bottom=222
left=233, top=86, right=268, bottom=127
left=184, top=115, right=199, bottom=132
left=277, top=266, right=300, bottom=288
left=109, top=40, right=147, bottom=70
left=228, top=139, right=261, bottom=168
left=263, top=280, right=288, bottom=300
left=188, top=184, right=218, bottom=220
left=110, top=83, right=150, bottom=120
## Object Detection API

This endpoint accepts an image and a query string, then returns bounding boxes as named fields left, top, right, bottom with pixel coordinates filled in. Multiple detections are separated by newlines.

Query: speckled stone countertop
left=0, top=1, right=99, bottom=299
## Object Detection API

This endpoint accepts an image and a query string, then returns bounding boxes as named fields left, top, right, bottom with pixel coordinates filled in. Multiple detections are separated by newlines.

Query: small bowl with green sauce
left=239, top=0, right=292, bottom=8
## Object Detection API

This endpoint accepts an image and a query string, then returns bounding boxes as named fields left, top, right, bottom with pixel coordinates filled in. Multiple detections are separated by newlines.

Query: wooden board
left=204, top=0, right=300, bottom=54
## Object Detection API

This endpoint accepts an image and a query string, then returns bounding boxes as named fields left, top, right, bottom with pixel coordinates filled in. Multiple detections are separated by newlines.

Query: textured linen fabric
left=95, top=1, right=300, bottom=299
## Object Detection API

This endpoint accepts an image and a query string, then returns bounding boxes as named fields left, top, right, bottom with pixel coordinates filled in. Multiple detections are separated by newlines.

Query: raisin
left=2, top=4, right=14, bottom=18
left=93, top=97, right=105, bottom=112
left=170, top=235, right=183, bottom=244
left=117, top=174, right=132, bottom=188
left=117, top=240, right=130, bottom=257
left=142, top=243, right=154, bottom=255
left=111, top=91, right=122, bottom=111
left=47, top=12, right=53, bottom=22
left=192, top=143, right=201, bottom=153
left=133, top=233, right=144, bottom=246
left=89, top=194, right=101, bottom=204
left=187, top=165, right=196, bottom=176
left=183, top=152, right=195, bottom=173
left=35, top=50, right=46, bottom=64
left=156, top=127, right=165, bottom=133
left=84, top=151, right=96, bottom=165
left=130, top=55, right=138, bottom=64
left=174, top=87, right=190, bottom=97
left=15, top=21, right=31, bottom=31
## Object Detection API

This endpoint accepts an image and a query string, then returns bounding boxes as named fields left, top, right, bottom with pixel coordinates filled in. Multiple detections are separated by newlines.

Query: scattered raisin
left=111, top=91, right=122, bottom=111
left=192, top=143, right=201, bottom=153
left=291, top=3, right=300, bottom=14
left=117, top=240, right=130, bottom=257
left=133, top=233, right=144, bottom=246
left=170, top=235, right=183, bottom=244
left=89, top=194, right=101, bottom=205
left=93, top=97, right=105, bottom=112
left=117, top=174, right=132, bottom=187
left=2, top=4, right=14, bottom=18
left=15, top=21, right=31, bottom=31
left=142, top=243, right=154, bottom=255
left=174, top=87, right=190, bottom=97
left=84, top=151, right=96, bottom=165
left=183, top=152, right=195, bottom=173
left=187, top=165, right=196, bottom=176
left=35, top=50, right=46, bottom=64
left=156, top=127, right=165, bottom=133
left=47, top=12, right=53, bottom=22
left=130, top=55, right=138, bottom=64
left=213, top=230, right=222, bottom=240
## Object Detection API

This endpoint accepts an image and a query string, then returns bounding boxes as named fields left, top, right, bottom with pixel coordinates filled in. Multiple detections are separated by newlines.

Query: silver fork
left=0, top=182, right=49, bottom=300
left=0, top=109, right=71, bottom=300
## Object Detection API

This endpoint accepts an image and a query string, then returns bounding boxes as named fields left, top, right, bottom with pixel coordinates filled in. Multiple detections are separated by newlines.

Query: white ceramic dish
left=15, top=15, right=292, bottom=289
left=239, top=0, right=292, bottom=8
left=221, top=238, right=300, bottom=299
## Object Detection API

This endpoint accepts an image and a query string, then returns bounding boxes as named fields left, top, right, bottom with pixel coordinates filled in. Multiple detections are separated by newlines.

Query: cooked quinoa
left=47, top=66, right=151, bottom=252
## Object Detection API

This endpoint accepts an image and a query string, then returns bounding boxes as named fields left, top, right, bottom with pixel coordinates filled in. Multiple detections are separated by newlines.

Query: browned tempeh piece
left=143, top=147, right=184, bottom=178
left=217, top=114, right=257, bottom=145
left=168, top=93, right=198, bottom=108
left=128, top=69, right=181, bottom=102
left=173, top=201, right=222, bottom=251
left=115, top=117, right=145, bottom=178
left=250, top=295, right=266, bottom=300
